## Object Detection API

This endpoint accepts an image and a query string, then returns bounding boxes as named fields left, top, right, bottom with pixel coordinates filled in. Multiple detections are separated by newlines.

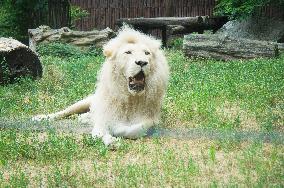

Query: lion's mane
left=88, top=26, right=169, bottom=127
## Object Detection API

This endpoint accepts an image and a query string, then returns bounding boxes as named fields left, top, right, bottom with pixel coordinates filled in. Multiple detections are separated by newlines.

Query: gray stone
left=217, top=17, right=284, bottom=42
left=0, top=37, right=42, bottom=84
left=28, top=25, right=116, bottom=51
left=183, top=34, right=281, bottom=61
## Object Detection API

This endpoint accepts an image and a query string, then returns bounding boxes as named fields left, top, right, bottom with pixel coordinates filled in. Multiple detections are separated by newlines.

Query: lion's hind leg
left=32, top=95, right=94, bottom=121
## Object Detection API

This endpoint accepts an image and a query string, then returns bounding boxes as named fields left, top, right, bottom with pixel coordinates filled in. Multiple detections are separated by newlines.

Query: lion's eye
left=145, top=51, right=150, bottom=55
left=125, top=51, right=132, bottom=54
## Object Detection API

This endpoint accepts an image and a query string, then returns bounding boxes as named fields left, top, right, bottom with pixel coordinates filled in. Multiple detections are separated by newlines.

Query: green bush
left=0, top=56, right=11, bottom=84
left=0, top=2, right=21, bottom=39
left=169, top=38, right=183, bottom=49
left=37, top=43, right=102, bottom=58
left=70, top=5, right=90, bottom=29
left=0, top=0, right=48, bottom=42
left=214, top=0, right=284, bottom=19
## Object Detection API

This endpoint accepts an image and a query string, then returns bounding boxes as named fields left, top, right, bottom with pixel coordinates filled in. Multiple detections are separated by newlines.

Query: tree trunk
left=117, top=16, right=227, bottom=30
left=28, top=25, right=115, bottom=51
left=117, top=17, right=205, bottom=29
left=0, top=38, right=42, bottom=84
left=183, top=34, right=282, bottom=61
left=117, top=16, right=228, bottom=47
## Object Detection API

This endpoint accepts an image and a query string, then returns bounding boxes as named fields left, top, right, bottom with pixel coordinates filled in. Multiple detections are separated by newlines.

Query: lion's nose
left=135, top=61, right=148, bottom=67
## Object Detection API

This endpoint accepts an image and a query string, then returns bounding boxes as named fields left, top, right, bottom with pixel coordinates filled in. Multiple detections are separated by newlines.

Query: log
left=166, top=25, right=203, bottom=35
left=0, top=38, right=42, bottom=84
left=165, top=16, right=229, bottom=35
left=183, top=34, right=282, bottom=61
left=117, top=16, right=228, bottom=47
left=117, top=16, right=227, bottom=31
left=117, top=17, right=205, bottom=29
left=28, top=25, right=115, bottom=51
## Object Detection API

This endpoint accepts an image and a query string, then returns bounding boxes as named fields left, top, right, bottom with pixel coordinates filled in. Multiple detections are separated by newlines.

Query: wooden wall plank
left=69, top=0, right=284, bottom=32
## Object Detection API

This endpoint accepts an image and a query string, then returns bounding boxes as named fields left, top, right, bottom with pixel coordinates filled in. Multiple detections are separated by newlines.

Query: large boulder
left=0, top=38, right=42, bottom=84
left=28, top=25, right=116, bottom=51
left=217, top=17, right=284, bottom=43
left=183, top=34, right=282, bottom=61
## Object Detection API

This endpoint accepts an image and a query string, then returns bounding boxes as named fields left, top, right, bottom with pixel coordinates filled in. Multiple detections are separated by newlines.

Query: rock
left=217, top=17, right=284, bottom=42
left=0, top=37, right=42, bottom=84
left=183, top=34, right=282, bottom=61
left=28, top=25, right=116, bottom=51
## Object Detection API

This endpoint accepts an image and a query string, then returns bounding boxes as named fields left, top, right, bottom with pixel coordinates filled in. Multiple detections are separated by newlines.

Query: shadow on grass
left=1, top=118, right=283, bottom=144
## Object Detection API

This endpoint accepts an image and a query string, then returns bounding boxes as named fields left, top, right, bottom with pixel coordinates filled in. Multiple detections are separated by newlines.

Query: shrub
left=0, top=1, right=21, bottom=40
left=169, top=38, right=183, bottom=49
left=0, top=0, right=49, bottom=42
left=214, top=0, right=284, bottom=20
left=70, top=5, right=90, bottom=29
left=37, top=43, right=102, bottom=58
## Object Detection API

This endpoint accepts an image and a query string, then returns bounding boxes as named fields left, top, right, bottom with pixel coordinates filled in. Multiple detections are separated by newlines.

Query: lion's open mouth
left=129, top=71, right=145, bottom=92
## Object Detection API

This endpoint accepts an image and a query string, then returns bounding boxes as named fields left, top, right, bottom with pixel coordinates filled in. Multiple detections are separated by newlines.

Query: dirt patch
left=216, top=101, right=259, bottom=131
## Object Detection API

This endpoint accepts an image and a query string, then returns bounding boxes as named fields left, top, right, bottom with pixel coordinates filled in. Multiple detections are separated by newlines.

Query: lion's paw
left=102, top=134, right=118, bottom=146
left=106, top=137, right=122, bottom=150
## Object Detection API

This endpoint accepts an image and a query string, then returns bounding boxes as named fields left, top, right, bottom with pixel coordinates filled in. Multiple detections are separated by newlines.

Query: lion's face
left=103, top=26, right=167, bottom=97
left=115, top=43, right=154, bottom=95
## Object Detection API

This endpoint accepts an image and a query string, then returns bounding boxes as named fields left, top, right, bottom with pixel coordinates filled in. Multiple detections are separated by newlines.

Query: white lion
left=33, top=26, right=169, bottom=146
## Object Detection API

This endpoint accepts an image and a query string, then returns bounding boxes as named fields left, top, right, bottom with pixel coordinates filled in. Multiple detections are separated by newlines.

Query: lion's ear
left=103, top=49, right=112, bottom=58
left=103, top=38, right=115, bottom=58
left=148, top=39, right=162, bottom=54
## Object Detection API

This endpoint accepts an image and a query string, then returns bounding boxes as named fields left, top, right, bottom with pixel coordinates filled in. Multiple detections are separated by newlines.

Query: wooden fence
left=30, top=0, right=70, bottom=30
left=70, top=0, right=284, bottom=31
left=48, top=0, right=71, bottom=28
left=70, top=0, right=217, bottom=31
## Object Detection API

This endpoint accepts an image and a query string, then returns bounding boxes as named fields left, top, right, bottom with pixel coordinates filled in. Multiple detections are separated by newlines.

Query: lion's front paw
left=102, top=134, right=119, bottom=146
left=92, top=128, right=120, bottom=149
left=104, top=136, right=121, bottom=150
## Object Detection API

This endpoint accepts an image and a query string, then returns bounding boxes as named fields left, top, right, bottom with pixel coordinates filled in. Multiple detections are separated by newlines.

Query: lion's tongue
left=131, top=71, right=145, bottom=85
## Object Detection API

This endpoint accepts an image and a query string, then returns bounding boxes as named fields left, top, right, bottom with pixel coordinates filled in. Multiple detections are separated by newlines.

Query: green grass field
left=0, top=43, right=283, bottom=187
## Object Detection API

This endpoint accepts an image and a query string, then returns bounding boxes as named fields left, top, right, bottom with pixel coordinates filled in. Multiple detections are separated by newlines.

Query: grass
left=0, top=43, right=283, bottom=186
left=0, top=131, right=283, bottom=187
